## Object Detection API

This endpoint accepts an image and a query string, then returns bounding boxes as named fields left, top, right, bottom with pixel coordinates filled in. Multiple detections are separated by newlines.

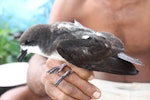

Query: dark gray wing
left=57, top=38, right=138, bottom=75
left=57, top=37, right=112, bottom=64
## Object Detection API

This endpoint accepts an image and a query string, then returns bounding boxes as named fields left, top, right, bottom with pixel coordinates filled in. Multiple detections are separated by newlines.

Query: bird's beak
left=17, top=49, right=27, bottom=62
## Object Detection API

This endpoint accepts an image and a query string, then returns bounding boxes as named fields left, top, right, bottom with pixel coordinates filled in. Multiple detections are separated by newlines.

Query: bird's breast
left=49, top=50, right=65, bottom=61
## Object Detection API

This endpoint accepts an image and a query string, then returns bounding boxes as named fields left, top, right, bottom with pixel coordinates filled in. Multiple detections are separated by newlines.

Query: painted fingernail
left=93, top=90, right=101, bottom=99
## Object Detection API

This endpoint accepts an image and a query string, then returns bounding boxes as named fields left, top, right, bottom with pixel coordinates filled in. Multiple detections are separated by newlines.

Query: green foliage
left=0, top=29, right=20, bottom=64
left=0, top=0, right=54, bottom=64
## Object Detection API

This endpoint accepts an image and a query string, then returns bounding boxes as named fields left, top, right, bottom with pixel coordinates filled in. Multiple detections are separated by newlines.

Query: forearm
left=27, top=54, right=47, bottom=96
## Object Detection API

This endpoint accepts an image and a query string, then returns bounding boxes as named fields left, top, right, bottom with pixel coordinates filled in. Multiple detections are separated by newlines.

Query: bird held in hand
left=18, top=20, right=142, bottom=86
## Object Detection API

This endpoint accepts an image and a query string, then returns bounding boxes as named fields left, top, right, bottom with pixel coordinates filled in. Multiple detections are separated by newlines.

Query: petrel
left=18, top=21, right=142, bottom=86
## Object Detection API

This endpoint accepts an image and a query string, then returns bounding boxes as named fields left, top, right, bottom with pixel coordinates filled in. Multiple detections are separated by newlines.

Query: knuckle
left=41, top=73, right=48, bottom=83
left=65, top=85, right=76, bottom=94
left=58, top=93, right=68, bottom=100
left=60, top=81, right=76, bottom=94
left=84, top=84, right=96, bottom=95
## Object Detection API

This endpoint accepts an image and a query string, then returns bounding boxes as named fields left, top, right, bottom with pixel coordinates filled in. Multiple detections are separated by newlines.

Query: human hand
left=41, top=59, right=101, bottom=100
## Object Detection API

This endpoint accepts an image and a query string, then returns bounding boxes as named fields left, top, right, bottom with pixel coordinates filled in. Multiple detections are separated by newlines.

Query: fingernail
left=93, top=91, right=101, bottom=99
left=50, top=96, right=55, bottom=100
left=88, top=75, right=94, bottom=80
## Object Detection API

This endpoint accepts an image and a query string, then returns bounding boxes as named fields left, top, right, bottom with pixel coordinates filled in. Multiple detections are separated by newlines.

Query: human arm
left=27, top=54, right=47, bottom=97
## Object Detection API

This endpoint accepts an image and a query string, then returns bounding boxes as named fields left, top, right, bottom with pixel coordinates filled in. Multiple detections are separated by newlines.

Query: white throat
left=21, top=45, right=65, bottom=61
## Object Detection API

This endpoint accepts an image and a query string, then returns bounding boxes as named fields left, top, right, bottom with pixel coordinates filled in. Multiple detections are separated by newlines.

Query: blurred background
left=0, top=0, right=54, bottom=64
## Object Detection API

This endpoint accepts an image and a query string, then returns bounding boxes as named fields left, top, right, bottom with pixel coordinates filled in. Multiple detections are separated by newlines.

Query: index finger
left=67, top=62, right=94, bottom=80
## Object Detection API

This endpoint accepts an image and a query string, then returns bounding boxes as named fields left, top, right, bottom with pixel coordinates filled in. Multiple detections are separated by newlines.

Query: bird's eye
left=25, top=40, right=31, bottom=45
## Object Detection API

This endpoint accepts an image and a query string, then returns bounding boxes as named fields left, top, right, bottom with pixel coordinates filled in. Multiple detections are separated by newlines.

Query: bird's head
left=18, top=24, right=51, bottom=62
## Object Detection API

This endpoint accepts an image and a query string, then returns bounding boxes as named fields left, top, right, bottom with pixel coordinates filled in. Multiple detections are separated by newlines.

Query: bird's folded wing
left=57, top=38, right=111, bottom=64
left=57, top=39, right=138, bottom=75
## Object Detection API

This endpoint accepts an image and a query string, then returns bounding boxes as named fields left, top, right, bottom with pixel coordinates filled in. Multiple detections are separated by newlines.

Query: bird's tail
left=77, top=57, right=139, bottom=75
left=118, top=52, right=143, bottom=66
